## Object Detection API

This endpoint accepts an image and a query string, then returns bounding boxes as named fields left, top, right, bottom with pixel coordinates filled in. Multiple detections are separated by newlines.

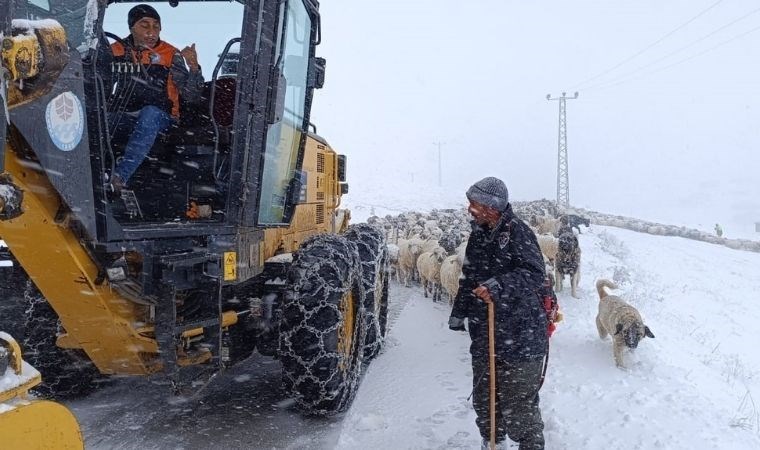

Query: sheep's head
left=433, top=247, right=448, bottom=263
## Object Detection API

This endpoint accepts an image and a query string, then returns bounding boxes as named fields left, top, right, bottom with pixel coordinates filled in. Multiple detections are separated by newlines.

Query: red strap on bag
left=540, top=277, right=560, bottom=337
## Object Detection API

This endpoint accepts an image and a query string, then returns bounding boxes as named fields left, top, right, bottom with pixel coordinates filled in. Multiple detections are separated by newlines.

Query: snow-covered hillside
left=341, top=177, right=760, bottom=243
left=337, top=225, right=760, bottom=449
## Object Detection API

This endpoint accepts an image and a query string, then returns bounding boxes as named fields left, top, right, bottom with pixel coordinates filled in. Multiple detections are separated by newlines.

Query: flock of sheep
left=368, top=199, right=589, bottom=305
left=368, top=196, right=759, bottom=311
left=370, top=209, right=470, bottom=304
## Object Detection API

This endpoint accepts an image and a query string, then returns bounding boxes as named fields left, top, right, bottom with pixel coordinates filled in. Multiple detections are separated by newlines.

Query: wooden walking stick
left=487, top=298, right=496, bottom=450
left=474, top=282, right=498, bottom=449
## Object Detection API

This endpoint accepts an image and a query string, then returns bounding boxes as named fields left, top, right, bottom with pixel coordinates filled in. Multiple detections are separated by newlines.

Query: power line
left=586, top=22, right=760, bottom=92
left=583, top=5, right=760, bottom=92
left=571, top=0, right=724, bottom=90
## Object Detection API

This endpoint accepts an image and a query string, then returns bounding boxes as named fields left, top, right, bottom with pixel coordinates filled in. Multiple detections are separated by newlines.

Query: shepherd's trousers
left=471, top=356, right=545, bottom=450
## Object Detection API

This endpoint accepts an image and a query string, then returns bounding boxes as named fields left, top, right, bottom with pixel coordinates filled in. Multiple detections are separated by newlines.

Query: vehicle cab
left=1, top=0, right=326, bottom=243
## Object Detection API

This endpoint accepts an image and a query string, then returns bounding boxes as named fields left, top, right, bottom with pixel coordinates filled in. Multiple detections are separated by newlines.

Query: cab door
left=252, top=0, right=319, bottom=227
left=0, top=0, right=98, bottom=238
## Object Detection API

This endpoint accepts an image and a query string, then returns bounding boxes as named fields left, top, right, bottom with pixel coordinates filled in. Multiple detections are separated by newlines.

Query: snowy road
left=336, top=285, right=478, bottom=449
left=69, top=355, right=342, bottom=449
left=67, top=272, right=412, bottom=449
left=66, top=225, right=760, bottom=449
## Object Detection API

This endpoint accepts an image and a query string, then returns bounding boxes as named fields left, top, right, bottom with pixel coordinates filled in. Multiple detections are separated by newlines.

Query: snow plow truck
left=0, top=0, right=388, bottom=419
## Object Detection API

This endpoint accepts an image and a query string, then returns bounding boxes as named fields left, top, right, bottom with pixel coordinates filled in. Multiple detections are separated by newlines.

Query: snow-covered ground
left=9, top=198, right=759, bottom=449
left=337, top=225, right=760, bottom=449
left=8, top=222, right=758, bottom=449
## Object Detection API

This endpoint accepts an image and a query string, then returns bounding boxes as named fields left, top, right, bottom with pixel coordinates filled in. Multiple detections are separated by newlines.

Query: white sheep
left=416, top=245, right=447, bottom=302
left=439, top=254, right=463, bottom=305
left=407, top=236, right=426, bottom=281
left=386, top=243, right=400, bottom=283
left=536, top=216, right=561, bottom=236
left=397, top=238, right=423, bottom=287
left=536, top=234, right=559, bottom=266
left=420, top=237, right=441, bottom=254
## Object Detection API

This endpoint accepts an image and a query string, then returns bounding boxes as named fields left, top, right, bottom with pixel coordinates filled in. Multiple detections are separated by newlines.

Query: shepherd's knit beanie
left=466, top=177, right=509, bottom=211
left=128, top=4, right=161, bottom=28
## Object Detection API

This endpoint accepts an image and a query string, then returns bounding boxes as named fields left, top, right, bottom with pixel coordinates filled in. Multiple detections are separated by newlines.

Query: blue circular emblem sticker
left=45, top=91, right=84, bottom=151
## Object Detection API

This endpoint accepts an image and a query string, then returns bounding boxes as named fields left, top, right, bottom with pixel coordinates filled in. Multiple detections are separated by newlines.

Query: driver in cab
left=109, top=4, right=204, bottom=193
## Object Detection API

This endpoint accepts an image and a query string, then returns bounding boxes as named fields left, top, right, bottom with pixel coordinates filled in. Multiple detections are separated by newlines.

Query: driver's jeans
left=111, top=105, right=174, bottom=185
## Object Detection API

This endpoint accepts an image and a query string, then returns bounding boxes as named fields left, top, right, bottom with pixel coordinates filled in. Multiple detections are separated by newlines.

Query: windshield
left=256, top=0, right=312, bottom=225
left=102, top=2, right=244, bottom=73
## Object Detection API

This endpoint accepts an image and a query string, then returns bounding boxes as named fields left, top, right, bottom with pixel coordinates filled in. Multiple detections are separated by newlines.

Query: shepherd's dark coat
left=450, top=204, right=548, bottom=361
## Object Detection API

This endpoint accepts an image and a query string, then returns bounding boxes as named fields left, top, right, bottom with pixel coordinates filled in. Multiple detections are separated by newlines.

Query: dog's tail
left=596, top=279, right=618, bottom=300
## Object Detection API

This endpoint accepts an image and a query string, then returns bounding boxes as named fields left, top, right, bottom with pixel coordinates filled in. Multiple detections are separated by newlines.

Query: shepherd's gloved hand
left=448, top=316, right=466, bottom=331
left=474, top=277, right=501, bottom=303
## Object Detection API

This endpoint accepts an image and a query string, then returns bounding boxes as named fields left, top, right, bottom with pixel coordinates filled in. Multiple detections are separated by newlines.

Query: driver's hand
left=181, top=43, right=200, bottom=72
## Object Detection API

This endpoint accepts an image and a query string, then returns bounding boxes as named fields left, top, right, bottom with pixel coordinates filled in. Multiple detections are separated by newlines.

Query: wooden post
left=488, top=300, right=496, bottom=449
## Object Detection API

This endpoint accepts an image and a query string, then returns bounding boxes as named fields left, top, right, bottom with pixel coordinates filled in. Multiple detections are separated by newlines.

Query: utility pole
left=546, top=92, right=578, bottom=209
left=433, top=141, right=443, bottom=187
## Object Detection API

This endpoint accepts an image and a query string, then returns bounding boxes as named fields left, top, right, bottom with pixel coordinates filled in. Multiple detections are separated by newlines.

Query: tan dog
left=595, top=279, right=654, bottom=368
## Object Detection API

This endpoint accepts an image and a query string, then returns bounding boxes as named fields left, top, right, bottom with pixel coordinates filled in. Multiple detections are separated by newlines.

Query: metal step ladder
left=120, top=189, right=143, bottom=219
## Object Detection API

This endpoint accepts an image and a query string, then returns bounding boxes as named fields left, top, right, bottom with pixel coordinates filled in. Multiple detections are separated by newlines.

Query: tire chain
left=278, top=234, right=368, bottom=415
left=345, top=223, right=389, bottom=359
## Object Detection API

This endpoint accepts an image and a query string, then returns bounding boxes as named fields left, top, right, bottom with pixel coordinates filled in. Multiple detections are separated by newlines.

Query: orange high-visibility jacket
left=111, top=38, right=203, bottom=118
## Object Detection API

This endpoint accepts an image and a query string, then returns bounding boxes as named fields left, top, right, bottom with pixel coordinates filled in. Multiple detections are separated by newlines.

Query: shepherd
left=448, top=176, right=548, bottom=450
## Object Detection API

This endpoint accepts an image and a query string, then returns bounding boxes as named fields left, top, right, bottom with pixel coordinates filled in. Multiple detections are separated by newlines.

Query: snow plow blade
left=0, top=401, right=83, bottom=449
left=0, top=332, right=84, bottom=449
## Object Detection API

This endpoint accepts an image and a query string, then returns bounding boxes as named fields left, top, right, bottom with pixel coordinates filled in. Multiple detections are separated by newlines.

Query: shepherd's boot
left=481, top=439, right=509, bottom=450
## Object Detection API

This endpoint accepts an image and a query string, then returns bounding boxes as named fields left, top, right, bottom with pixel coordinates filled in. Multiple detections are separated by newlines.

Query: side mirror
left=282, top=173, right=304, bottom=222
left=308, top=56, right=326, bottom=89
left=336, top=154, right=346, bottom=182
left=340, top=182, right=349, bottom=195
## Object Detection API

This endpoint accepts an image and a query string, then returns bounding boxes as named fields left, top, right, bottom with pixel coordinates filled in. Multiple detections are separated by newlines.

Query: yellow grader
left=0, top=0, right=388, bottom=436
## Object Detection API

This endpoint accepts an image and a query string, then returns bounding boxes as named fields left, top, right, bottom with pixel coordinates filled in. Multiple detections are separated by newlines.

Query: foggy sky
left=310, top=0, right=760, bottom=229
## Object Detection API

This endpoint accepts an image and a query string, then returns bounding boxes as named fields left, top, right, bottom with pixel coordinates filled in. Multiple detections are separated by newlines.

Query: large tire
left=345, top=223, right=390, bottom=359
left=279, top=234, right=367, bottom=415
left=0, top=256, right=101, bottom=398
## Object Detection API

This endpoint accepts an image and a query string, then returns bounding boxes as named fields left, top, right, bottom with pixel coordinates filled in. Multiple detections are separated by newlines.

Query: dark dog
left=555, top=229, right=580, bottom=298
left=560, top=214, right=590, bottom=234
